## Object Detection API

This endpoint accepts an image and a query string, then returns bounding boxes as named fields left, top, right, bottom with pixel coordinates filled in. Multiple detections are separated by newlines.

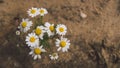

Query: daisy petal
left=29, top=51, right=33, bottom=55
left=38, top=55, right=41, bottom=59
left=34, top=55, right=37, bottom=60
left=57, top=47, right=61, bottom=51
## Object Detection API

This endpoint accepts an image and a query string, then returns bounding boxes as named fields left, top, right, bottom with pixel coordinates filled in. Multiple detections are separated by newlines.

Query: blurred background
left=0, top=0, right=120, bottom=68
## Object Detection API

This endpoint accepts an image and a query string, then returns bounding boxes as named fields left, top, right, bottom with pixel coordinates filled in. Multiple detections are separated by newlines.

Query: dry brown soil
left=0, top=0, right=120, bottom=68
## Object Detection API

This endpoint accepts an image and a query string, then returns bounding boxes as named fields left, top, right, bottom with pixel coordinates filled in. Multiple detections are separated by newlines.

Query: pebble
left=80, top=12, right=87, bottom=19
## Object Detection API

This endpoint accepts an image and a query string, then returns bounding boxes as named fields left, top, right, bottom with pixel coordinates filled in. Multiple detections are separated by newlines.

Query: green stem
left=34, top=16, right=43, bottom=29
left=40, top=16, right=43, bottom=25
left=34, top=19, right=38, bottom=29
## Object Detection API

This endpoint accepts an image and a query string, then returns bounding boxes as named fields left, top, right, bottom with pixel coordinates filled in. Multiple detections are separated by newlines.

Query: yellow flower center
left=34, top=48, right=41, bottom=55
left=21, top=22, right=27, bottom=28
left=52, top=53, right=57, bottom=57
left=35, top=28, right=42, bottom=35
left=49, top=26, right=54, bottom=32
left=31, top=9, right=36, bottom=14
left=40, top=9, right=44, bottom=14
left=60, top=41, right=66, bottom=47
left=30, top=37, right=36, bottom=42
left=59, top=27, right=64, bottom=32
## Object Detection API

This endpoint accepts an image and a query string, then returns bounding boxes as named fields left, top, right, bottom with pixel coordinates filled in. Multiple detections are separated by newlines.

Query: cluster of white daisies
left=16, top=7, right=70, bottom=60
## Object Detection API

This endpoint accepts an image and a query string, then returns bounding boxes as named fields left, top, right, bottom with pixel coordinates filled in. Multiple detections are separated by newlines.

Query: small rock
left=80, top=12, right=87, bottom=19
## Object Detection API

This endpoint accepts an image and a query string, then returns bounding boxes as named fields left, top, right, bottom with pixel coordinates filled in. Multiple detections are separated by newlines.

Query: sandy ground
left=0, top=0, right=120, bottom=68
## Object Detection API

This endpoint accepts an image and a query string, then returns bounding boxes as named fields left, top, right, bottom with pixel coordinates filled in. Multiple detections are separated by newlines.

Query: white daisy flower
left=56, top=24, right=67, bottom=36
left=29, top=46, right=46, bottom=60
left=44, top=22, right=55, bottom=37
left=38, top=8, right=48, bottom=16
left=16, top=30, right=20, bottom=35
left=49, top=53, right=58, bottom=60
left=26, top=33, right=39, bottom=47
left=34, top=26, right=46, bottom=39
left=27, top=7, right=39, bottom=17
left=20, top=18, right=32, bottom=32
left=55, top=37, right=70, bottom=52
